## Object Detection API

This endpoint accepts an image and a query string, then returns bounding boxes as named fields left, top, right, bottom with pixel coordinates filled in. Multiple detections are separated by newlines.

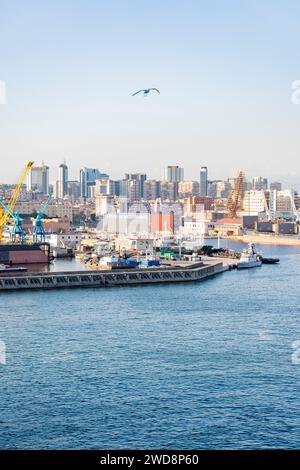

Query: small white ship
left=237, top=243, right=262, bottom=269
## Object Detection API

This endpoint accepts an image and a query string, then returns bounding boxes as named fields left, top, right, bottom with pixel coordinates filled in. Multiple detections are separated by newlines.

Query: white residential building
left=242, top=190, right=267, bottom=215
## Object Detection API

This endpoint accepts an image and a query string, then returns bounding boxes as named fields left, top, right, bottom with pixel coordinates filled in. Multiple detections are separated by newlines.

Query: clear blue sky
left=1, top=0, right=300, bottom=187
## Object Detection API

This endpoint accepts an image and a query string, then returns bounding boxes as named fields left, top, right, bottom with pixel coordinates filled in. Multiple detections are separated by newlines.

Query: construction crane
left=0, top=197, right=25, bottom=243
left=227, top=171, right=244, bottom=218
left=263, top=191, right=272, bottom=221
left=0, top=161, right=34, bottom=243
left=32, top=195, right=52, bottom=243
left=290, top=190, right=300, bottom=223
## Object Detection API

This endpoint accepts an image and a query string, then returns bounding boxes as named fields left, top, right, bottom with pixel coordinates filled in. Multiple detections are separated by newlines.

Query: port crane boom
left=32, top=195, right=52, bottom=242
left=290, top=191, right=300, bottom=223
left=0, top=161, right=34, bottom=243
left=0, top=197, right=25, bottom=243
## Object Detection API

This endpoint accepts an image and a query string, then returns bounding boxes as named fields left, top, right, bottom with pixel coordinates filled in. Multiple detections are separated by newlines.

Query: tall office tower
left=160, top=181, right=178, bottom=201
left=199, top=167, right=208, bottom=197
left=27, top=163, right=49, bottom=195
left=118, top=180, right=130, bottom=198
left=270, top=181, right=282, bottom=191
left=163, top=166, right=184, bottom=182
left=127, top=179, right=141, bottom=202
left=252, top=176, right=268, bottom=191
left=125, top=173, right=147, bottom=198
left=80, top=167, right=109, bottom=198
left=57, top=163, right=68, bottom=199
left=143, top=180, right=160, bottom=200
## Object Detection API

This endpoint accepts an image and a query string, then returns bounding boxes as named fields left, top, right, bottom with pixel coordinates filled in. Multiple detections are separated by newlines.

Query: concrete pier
left=0, top=261, right=227, bottom=292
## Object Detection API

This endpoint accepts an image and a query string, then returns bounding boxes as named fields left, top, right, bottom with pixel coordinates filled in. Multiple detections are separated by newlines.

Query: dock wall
left=0, top=262, right=226, bottom=292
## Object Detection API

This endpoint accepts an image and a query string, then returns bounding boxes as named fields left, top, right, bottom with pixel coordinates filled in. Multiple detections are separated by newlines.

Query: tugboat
left=237, top=243, right=262, bottom=269
left=260, top=256, right=280, bottom=265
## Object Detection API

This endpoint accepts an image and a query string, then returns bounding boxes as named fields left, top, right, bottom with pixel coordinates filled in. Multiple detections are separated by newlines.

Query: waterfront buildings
left=242, top=190, right=267, bottom=215
left=242, top=188, right=299, bottom=219
left=3, top=160, right=300, bottom=245
left=269, top=188, right=298, bottom=216
left=213, top=217, right=242, bottom=236
left=180, top=217, right=215, bottom=237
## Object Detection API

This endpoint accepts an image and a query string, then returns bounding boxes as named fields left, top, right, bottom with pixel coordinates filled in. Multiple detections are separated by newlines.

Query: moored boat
left=237, top=243, right=262, bottom=269
left=260, top=257, right=280, bottom=264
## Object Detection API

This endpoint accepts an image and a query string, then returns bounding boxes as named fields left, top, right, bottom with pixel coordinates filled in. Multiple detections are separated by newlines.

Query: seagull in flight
left=132, top=88, right=160, bottom=97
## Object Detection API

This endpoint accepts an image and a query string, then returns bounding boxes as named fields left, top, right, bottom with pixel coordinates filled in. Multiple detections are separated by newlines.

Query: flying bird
left=132, top=88, right=160, bottom=97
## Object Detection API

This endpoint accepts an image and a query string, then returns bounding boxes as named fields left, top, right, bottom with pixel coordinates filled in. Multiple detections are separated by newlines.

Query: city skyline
left=0, top=159, right=296, bottom=192
left=21, top=161, right=297, bottom=188
left=1, top=1, right=300, bottom=187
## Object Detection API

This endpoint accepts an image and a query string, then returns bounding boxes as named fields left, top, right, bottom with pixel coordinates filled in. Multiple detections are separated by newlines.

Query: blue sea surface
left=1, top=242, right=300, bottom=449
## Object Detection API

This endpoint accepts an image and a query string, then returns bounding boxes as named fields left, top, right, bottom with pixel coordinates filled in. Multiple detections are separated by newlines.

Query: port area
left=200, top=255, right=238, bottom=269
left=0, top=259, right=227, bottom=291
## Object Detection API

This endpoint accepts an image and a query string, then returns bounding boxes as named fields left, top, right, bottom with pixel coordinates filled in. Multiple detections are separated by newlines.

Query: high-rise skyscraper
left=143, top=180, right=161, bottom=200
left=57, top=163, right=68, bottom=199
left=160, top=181, right=178, bottom=201
left=163, top=166, right=184, bottom=182
left=199, top=167, right=208, bottom=197
left=80, top=167, right=109, bottom=198
left=27, top=163, right=49, bottom=195
left=252, top=176, right=268, bottom=191
left=125, top=173, right=147, bottom=198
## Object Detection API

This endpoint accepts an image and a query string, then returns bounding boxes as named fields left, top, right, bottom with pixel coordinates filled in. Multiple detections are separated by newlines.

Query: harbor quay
left=0, top=260, right=227, bottom=292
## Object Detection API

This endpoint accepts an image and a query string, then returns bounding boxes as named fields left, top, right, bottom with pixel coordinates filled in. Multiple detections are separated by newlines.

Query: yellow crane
left=0, top=161, right=34, bottom=243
